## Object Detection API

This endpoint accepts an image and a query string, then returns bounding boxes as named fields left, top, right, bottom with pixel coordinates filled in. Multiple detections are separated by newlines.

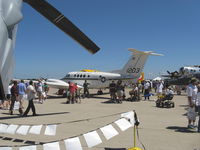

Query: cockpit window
left=66, top=74, right=70, bottom=77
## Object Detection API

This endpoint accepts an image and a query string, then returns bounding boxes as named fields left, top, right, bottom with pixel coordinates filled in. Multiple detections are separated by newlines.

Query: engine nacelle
left=0, top=0, right=23, bottom=28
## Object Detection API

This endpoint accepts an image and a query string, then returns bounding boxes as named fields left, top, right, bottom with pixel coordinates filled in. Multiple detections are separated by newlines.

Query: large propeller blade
left=23, top=0, right=100, bottom=54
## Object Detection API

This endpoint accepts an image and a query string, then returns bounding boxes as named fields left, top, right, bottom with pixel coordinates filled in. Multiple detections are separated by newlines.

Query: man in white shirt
left=156, top=81, right=164, bottom=96
left=144, top=81, right=150, bottom=100
left=187, top=78, right=198, bottom=129
left=23, top=81, right=37, bottom=117
left=37, top=80, right=43, bottom=104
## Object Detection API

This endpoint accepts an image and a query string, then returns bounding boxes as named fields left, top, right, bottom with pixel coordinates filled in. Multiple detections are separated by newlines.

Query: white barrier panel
left=6, top=124, right=19, bottom=134
left=19, top=145, right=37, bottom=150
left=100, top=124, right=119, bottom=140
left=29, top=125, right=42, bottom=135
left=0, top=124, right=8, bottom=134
left=44, top=125, right=57, bottom=136
left=43, top=142, right=60, bottom=150
left=83, top=131, right=102, bottom=148
left=121, top=111, right=135, bottom=126
left=115, top=118, right=132, bottom=131
left=64, top=137, right=83, bottom=150
left=0, top=147, right=12, bottom=150
left=16, top=125, right=30, bottom=135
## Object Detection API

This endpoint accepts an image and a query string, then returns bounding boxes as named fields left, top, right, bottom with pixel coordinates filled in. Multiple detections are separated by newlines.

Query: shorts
left=117, top=90, right=123, bottom=97
left=6, top=94, right=11, bottom=100
left=187, top=107, right=197, bottom=121
left=18, top=95, right=24, bottom=101
left=37, top=91, right=42, bottom=97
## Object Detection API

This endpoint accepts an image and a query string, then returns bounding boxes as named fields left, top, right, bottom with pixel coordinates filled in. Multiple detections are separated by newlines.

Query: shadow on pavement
left=0, top=111, right=69, bottom=120
left=166, top=126, right=197, bottom=133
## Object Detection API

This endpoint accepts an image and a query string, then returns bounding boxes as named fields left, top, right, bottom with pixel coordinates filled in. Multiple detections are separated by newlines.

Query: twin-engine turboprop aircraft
left=45, top=48, right=162, bottom=92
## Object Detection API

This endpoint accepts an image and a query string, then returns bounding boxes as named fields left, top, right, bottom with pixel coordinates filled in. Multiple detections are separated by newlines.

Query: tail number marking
left=127, top=68, right=140, bottom=73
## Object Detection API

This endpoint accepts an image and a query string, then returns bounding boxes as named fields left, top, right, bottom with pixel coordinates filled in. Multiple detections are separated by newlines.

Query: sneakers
left=187, top=124, right=196, bottom=129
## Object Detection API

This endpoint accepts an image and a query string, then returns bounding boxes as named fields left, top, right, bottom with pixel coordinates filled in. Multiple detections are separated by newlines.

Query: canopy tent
left=153, top=77, right=162, bottom=81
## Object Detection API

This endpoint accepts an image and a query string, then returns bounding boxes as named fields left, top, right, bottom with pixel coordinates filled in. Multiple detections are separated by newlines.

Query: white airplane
left=179, top=66, right=200, bottom=76
left=46, top=48, right=162, bottom=93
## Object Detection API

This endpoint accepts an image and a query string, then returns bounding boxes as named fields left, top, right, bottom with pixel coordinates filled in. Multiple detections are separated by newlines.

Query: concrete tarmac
left=0, top=89, right=199, bottom=150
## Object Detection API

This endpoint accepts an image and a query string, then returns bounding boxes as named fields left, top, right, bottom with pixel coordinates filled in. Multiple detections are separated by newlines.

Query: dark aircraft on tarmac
left=163, top=66, right=200, bottom=86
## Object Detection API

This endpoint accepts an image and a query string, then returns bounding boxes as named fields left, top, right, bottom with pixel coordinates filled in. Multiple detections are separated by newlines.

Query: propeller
left=167, top=70, right=171, bottom=74
left=23, top=0, right=100, bottom=54
left=164, top=70, right=181, bottom=79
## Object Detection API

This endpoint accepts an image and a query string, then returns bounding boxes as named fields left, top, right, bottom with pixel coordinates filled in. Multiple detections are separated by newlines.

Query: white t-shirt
left=27, top=85, right=36, bottom=100
left=7, top=85, right=12, bottom=95
left=144, top=82, right=150, bottom=90
left=187, top=84, right=198, bottom=104
left=166, top=89, right=174, bottom=95
left=134, top=87, right=138, bottom=91
left=37, top=82, right=43, bottom=92
left=156, top=83, right=163, bottom=93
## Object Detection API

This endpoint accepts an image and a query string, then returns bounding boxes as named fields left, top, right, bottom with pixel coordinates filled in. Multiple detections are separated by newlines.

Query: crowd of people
left=63, top=80, right=89, bottom=104
left=108, top=78, right=200, bottom=132
left=0, top=77, right=199, bottom=132
left=108, top=79, right=171, bottom=103
left=0, top=79, right=49, bottom=116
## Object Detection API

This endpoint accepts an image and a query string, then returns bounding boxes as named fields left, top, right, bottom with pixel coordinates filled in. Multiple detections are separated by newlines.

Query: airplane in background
left=45, top=48, right=162, bottom=94
left=163, top=65, right=200, bottom=85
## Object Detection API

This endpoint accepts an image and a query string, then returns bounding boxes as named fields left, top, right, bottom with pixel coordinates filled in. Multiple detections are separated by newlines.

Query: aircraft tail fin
left=119, top=48, right=163, bottom=79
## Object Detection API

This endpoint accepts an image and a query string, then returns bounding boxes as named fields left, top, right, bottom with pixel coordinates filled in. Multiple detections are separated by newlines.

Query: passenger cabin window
left=83, top=75, right=86, bottom=78
left=88, top=75, right=90, bottom=77
left=80, top=75, right=82, bottom=77
left=74, top=75, right=76, bottom=77
left=77, top=75, right=79, bottom=77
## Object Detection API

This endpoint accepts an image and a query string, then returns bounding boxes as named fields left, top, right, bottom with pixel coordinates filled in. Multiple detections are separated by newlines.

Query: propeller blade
left=24, top=0, right=100, bottom=54
left=167, top=71, right=171, bottom=74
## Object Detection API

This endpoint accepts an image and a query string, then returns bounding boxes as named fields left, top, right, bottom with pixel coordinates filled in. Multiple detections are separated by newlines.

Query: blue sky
left=14, top=0, right=200, bottom=79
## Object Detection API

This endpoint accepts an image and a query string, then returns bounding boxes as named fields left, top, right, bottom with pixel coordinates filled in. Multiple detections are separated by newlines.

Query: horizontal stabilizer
left=128, top=48, right=163, bottom=56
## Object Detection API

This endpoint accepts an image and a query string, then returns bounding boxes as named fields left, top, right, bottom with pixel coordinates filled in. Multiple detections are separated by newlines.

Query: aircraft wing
left=46, top=79, right=83, bottom=89
left=161, top=75, right=172, bottom=78
left=46, top=80, right=69, bottom=89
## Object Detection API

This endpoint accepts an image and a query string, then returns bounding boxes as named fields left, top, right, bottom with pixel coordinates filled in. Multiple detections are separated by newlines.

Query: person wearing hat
left=186, top=78, right=198, bottom=129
